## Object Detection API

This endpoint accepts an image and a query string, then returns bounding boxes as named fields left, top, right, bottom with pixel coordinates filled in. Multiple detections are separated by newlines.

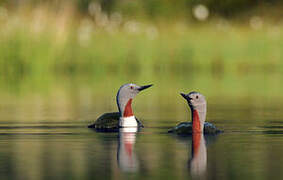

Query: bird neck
left=123, top=99, right=134, bottom=117
left=118, top=98, right=137, bottom=127
left=117, top=95, right=135, bottom=118
left=191, top=109, right=205, bottom=133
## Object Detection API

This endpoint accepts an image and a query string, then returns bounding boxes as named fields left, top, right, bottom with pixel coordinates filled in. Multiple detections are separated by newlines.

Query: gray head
left=116, top=83, right=153, bottom=116
left=180, top=92, right=206, bottom=110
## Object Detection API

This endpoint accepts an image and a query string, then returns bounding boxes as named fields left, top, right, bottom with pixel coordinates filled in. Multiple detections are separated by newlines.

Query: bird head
left=116, top=83, right=153, bottom=116
left=180, top=91, right=206, bottom=112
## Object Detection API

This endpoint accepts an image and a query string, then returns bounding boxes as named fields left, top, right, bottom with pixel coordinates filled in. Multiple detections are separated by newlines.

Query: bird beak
left=180, top=93, right=191, bottom=100
left=138, top=84, right=153, bottom=91
left=180, top=93, right=187, bottom=99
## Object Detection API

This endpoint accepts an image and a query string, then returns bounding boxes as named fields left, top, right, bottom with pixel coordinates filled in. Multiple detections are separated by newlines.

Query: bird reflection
left=117, top=127, right=139, bottom=172
left=189, top=133, right=207, bottom=179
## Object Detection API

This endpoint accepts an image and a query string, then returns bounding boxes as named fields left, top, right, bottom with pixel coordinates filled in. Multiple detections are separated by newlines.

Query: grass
left=0, top=6, right=283, bottom=101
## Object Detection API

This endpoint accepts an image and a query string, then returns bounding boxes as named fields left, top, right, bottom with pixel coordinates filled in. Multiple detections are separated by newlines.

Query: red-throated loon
left=168, top=91, right=222, bottom=134
left=88, top=83, right=152, bottom=131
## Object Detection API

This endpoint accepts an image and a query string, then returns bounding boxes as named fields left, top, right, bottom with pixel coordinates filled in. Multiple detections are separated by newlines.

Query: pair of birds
left=88, top=83, right=221, bottom=135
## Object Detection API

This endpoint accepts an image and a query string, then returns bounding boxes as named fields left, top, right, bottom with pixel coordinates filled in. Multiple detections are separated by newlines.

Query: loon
left=88, top=83, right=152, bottom=131
left=168, top=91, right=222, bottom=135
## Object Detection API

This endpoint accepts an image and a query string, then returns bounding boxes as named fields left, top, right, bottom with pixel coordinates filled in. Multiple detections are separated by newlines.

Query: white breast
left=119, top=116, right=138, bottom=127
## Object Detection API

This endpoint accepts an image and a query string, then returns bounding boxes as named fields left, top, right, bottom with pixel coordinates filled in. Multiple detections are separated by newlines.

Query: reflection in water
left=117, top=127, right=139, bottom=172
left=0, top=124, right=283, bottom=179
left=189, top=133, right=207, bottom=179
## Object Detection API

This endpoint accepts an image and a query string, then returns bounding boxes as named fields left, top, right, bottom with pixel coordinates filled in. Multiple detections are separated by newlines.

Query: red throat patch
left=123, top=99, right=134, bottom=117
left=192, top=109, right=202, bottom=133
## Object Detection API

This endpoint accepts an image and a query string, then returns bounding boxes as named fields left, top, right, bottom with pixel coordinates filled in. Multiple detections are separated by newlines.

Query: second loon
left=168, top=91, right=222, bottom=135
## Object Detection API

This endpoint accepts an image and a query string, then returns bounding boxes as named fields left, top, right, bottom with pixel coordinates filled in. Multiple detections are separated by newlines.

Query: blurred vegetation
left=0, top=0, right=282, bottom=103
left=2, top=0, right=283, bottom=19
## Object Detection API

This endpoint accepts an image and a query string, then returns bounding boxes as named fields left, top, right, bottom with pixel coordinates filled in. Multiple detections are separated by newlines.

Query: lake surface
left=0, top=101, right=283, bottom=180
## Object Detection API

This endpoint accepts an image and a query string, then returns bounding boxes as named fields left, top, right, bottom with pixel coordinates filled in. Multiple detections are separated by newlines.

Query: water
left=0, top=102, right=283, bottom=180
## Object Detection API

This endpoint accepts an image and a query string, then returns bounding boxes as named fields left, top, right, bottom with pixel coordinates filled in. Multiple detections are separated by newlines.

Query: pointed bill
left=180, top=92, right=187, bottom=99
left=180, top=92, right=192, bottom=100
left=138, top=84, right=153, bottom=91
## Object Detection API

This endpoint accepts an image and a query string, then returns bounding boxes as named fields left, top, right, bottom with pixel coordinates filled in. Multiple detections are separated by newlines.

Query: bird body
left=88, top=83, right=152, bottom=131
left=88, top=112, right=144, bottom=131
left=168, top=91, right=222, bottom=135
left=168, top=122, right=221, bottom=134
left=119, top=116, right=137, bottom=127
left=88, top=112, right=120, bottom=130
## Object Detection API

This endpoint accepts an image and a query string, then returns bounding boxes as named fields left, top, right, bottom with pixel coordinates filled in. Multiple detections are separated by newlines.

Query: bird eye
left=130, top=86, right=133, bottom=89
left=196, top=95, right=199, bottom=99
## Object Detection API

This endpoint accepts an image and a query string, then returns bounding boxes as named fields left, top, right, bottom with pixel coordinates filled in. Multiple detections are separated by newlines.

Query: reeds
left=0, top=4, right=283, bottom=99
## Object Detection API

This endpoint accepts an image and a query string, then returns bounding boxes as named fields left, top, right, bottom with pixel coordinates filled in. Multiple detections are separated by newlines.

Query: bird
left=88, top=83, right=153, bottom=131
left=168, top=91, right=222, bottom=135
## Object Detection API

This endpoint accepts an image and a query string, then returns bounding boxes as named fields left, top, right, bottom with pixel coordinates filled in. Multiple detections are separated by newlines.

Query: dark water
left=0, top=104, right=283, bottom=180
